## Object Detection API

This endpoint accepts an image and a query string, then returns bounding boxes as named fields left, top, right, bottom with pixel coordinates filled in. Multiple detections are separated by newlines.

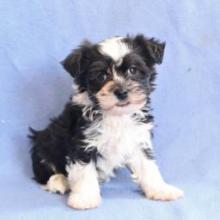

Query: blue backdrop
left=0, top=1, right=219, bottom=219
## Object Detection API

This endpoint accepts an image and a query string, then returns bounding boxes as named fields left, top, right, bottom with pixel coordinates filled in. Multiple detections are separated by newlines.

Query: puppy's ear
left=133, top=35, right=165, bottom=66
left=61, top=41, right=93, bottom=79
left=61, top=48, right=82, bottom=78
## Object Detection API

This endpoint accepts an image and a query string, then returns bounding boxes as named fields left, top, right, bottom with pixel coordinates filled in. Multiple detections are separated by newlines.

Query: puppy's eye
left=97, top=72, right=107, bottom=83
left=128, top=66, right=137, bottom=75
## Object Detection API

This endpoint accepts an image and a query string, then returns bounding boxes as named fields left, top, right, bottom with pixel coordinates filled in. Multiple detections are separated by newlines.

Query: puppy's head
left=62, top=35, right=165, bottom=115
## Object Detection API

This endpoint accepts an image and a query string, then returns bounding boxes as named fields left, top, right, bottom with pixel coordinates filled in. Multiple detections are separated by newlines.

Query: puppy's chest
left=84, top=115, right=152, bottom=162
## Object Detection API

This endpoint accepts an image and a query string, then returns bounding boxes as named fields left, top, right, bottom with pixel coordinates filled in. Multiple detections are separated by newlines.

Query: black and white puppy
left=29, top=35, right=184, bottom=210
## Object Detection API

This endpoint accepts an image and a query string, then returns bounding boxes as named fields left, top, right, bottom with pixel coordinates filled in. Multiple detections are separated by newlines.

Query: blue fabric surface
left=0, top=0, right=220, bottom=219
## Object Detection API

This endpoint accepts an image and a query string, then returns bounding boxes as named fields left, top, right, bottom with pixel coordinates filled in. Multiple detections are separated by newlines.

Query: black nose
left=114, top=89, right=128, bottom=100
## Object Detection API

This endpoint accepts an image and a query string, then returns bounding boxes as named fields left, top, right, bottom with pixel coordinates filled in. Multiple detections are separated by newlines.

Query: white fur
left=72, top=84, right=92, bottom=106
left=42, top=174, right=69, bottom=194
left=83, top=112, right=184, bottom=200
left=112, top=65, right=125, bottom=84
left=98, top=37, right=131, bottom=61
left=66, top=162, right=101, bottom=209
left=72, top=91, right=92, bottom=106
left=84, top=112, right=153, bottom=181
left=128, top=151, right=184, bottom=200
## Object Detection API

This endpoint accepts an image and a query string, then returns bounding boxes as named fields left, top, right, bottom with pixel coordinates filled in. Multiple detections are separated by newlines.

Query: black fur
left=142, top=148, right=155, bottom=160
left=29, top=103, right=98, bottom=184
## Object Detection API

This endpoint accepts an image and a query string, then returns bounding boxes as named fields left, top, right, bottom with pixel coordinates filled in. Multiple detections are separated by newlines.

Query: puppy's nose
left=114, top=89, right=128, bottom=100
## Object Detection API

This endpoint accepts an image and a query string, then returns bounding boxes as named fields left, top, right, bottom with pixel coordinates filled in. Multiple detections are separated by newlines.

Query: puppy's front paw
left=67, top=192, right=101, bottom=210
left=144, top=183, right=184, bottom=201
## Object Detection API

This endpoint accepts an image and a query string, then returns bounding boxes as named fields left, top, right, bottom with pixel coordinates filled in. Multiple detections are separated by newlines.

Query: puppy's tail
left=28, top=127, right=39, bottom=141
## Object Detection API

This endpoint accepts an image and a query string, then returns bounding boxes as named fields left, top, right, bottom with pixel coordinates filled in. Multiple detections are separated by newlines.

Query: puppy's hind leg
left=31, top=149, right=69, bottom=194
left=42, top=174, right=70, bottom=194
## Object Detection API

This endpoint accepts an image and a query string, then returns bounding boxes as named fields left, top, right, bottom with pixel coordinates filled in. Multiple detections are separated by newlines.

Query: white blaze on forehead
left=98, top=37, right=130, bottom=61
left=112, top=65, right=124, bottom=83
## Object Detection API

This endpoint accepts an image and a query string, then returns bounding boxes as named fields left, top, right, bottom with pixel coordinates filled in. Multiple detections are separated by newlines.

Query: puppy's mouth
left=101, top=98, right=147, bottom=113
left=116, top=100, right=130, bottom=107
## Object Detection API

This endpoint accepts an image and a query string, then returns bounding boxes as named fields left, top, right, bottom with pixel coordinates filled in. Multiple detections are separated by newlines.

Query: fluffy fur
left=29, top=35, right=183, bottom=209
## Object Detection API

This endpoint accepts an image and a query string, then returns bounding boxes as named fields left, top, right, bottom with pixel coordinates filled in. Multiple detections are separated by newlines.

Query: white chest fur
left=84, top=113, right=153, bottom=180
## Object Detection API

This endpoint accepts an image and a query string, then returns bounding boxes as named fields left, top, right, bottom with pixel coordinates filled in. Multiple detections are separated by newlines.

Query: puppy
left=29, top=35, right=184, bottom=210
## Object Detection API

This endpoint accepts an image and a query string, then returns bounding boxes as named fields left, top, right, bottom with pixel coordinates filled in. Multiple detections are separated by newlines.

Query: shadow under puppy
left=29, top=35, right=184, bottom=209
